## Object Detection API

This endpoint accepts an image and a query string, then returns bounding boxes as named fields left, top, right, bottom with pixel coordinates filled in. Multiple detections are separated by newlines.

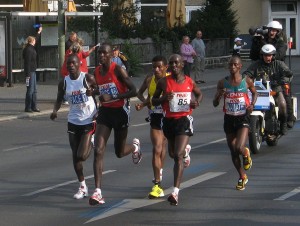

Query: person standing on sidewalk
left=89, top=43, right=142, bottom=206
left=50, top=54, right=98, bottom=200
left=191, top=30, right=206, bottom=84
left=152, top=54, right=202, bottom=205
left=135, top=55, right=192, bottom=199
left=213, top=56, right=257, bottom=191
left=180, top=36, right=196, bottom=77
left=23, top=26, right=42, bottom=113
left=65, top=31, right=78, bottom=52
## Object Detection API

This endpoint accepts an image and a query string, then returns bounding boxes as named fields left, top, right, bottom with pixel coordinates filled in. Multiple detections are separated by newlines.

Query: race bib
left=98, top=82, right=119, bottom=103
left=225, top=96, right=246, bottom=115
left=70, top=90, right=88, bottom=105
left=169, top=92, right=191, bottom=112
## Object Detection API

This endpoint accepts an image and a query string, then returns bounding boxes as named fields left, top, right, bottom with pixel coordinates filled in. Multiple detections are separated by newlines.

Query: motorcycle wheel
left=249, top=115, right=263, bottom=154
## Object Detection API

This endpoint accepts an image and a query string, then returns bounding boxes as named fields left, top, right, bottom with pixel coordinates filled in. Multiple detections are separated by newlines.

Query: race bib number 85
left=169, top=92, right=191, bottom=112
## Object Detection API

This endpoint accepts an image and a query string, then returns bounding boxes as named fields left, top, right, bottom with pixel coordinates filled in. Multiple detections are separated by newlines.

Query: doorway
left=272, top=16, right=298, bottom=55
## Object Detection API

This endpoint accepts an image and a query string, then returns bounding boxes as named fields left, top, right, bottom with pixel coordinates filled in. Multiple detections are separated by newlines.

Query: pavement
left=0, top=57, right=298, bottom=123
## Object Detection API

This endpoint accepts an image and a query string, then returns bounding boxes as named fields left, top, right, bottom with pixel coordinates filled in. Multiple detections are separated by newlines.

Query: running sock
left=80, top=180, right=86, bottom=187
left=133, top=143, right=138, bottom=152
left=173, top=187, right=179, bottom=195
left=95, top=188, right=101, bottom=194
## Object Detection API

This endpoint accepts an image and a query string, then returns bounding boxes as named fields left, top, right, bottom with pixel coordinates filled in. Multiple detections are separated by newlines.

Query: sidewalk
left=0, top=57, right=298, bottom=123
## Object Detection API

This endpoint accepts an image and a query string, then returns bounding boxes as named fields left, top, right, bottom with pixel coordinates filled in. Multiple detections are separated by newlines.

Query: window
left=271, top=1, right=297, bottom=13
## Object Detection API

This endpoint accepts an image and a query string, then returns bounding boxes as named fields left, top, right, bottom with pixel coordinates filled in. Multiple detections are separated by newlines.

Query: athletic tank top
left=65, top=72, right=97, bottom=125
left=148, top=72, right=170, bottom=114
left=162, top=75, right=193, bottom=118
left=223, top=76, right=250, bottom=116
left=94, top=62, right=128, bottom=108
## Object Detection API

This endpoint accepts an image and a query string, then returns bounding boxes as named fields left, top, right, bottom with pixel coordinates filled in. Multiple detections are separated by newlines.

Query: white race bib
left=169, top=92, right=191, bottom=112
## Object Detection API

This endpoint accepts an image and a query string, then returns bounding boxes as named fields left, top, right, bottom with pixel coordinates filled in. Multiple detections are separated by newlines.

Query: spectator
left=23, top=26, right=42, bottom=113
left=65, top=31, right=78, bottom=52
left=232, top=37, right=247, bottom=57
left=61, top=41, right=97, bottom=77
left=191, top=30, right=206, bottom=83
left=112, top=46, right=129, bottom=72
left=180, top=36, right=196, bottom=77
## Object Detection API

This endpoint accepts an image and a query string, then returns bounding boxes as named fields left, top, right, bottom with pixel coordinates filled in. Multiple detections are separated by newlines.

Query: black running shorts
left=162, top=115, right=194, bottom=139
left=223, top=113, right=250, bottom=134
left=149, top=113, right=164, bottom=130
left=67, top=121, right=96, bottom=136
left=96, top=106, right=130, bottom=129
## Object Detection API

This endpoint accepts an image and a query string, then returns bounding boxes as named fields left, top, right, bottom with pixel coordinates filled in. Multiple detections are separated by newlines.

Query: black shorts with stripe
left=223, top=113, right=250, bottom=134
left=162, top=115, right=194, bottom=139
left=67, top=121, right=96, bottom=136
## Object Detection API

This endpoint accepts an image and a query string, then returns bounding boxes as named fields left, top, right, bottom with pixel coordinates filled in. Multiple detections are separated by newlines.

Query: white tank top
left=65, top=72, right=97, bottom=125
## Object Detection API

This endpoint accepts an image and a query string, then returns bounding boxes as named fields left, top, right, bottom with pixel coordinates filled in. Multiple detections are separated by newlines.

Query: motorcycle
left=248, top=79, right=297, bottom=154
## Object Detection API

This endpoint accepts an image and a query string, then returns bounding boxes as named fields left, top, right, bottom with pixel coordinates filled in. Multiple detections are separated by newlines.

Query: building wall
left=232, top=0, right=262, bottom=35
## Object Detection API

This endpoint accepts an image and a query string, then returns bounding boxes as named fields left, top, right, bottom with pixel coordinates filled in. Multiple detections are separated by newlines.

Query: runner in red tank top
left=89, top=43, right=142, bottom=206
left=152, top=54, right=203, bottom=205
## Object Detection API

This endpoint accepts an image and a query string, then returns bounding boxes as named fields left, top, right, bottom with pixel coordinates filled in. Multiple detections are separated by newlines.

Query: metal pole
left=7, top=13, right=13, bottom=87
left=94, top=16, right=99, bottom=67
left=58, top=0, right=65, bottom=80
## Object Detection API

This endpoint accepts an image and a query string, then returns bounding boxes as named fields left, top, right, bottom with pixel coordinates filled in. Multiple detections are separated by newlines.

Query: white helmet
left=267, top=21, right=282, bottom=31
left=260, top=44, right=276, bottom=55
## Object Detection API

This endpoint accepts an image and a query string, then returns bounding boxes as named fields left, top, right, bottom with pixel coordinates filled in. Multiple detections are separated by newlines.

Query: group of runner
left=50, top=41, right=293, bottom=206
left=50, top=43, right=203, bottom=206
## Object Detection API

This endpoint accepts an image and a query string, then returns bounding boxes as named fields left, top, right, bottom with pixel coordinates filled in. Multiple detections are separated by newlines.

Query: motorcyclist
left=250, top=20, right=287, bottom=62
left=250, top=21, right=295, bottom=128
left=243, top=44, right=293, bottom=135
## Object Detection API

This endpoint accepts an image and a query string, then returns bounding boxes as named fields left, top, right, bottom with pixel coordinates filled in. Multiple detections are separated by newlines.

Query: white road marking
left=85, top=172, right=225, bottom=223
left=22, top=170, right=116, bottom=197
left=131, top=122, right=149, bottom=127
left=274, top=187, right=300, bottom=201
left=2, top=141, right=50, bottom=152
left=191, top=138, right=226, bottom=149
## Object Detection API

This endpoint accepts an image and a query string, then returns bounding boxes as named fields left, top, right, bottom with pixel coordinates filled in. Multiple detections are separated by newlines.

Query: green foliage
left=99, top=0, right=139, bottom=39
left=186, top=0, right=238, bottom=39
left=66, top=0, right=94, bottom=33
left=67, top=17, right=94, bottom=33
left=121, top=41, right=142, bottom=77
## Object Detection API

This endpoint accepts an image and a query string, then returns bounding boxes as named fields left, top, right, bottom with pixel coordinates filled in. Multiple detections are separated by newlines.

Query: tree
left=187, top=0, right=238, bottom=40
left=99, top=0, right=140, bottom=39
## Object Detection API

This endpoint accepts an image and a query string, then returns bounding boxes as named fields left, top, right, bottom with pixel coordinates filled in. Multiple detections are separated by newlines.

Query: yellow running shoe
left=243, top=147, right=252, bottom=170
left=236, top=175, right=248, bottom=191
left=148, top=184, right=164, bottom=199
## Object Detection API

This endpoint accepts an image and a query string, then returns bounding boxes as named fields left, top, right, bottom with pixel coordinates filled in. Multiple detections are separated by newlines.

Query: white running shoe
left=89, top=190, right=105, bottom=205
left=132, top=138, right=142, bottom=164
left=73, top=186, right=88, bottom=199
left=183, top=144, right=191, bottom=168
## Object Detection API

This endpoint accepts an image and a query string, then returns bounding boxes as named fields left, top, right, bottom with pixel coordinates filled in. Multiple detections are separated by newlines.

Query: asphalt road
left=1, top=84, right=300, bottom=226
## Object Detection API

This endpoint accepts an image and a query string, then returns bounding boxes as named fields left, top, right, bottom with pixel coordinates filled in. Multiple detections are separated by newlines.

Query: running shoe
left=89, top=190, right=105, bottom=205
left=148, top=184, right=164, bottom=199
left=236, top=175, right=248, bottom=191
left=183, top=144, right=191, bottom=168
left=73, top=186, right=88, bottom=199
left=243, top=147, right=252, bottom=170
left=132, top=138, right=142, bottom=164
left=167, top=192, right=179, bottom=206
